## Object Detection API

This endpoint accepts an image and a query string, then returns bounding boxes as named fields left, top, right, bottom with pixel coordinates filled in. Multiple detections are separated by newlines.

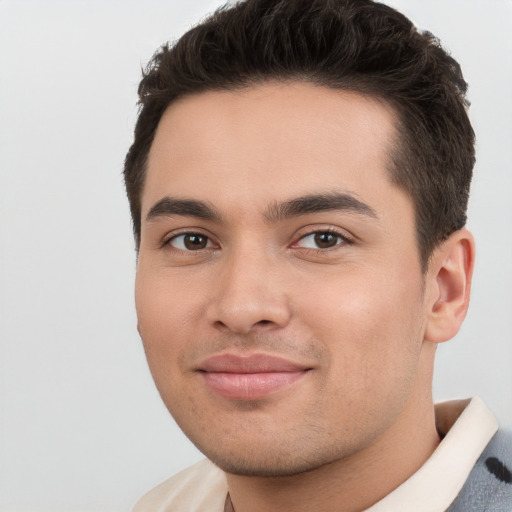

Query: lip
left=197, top=353, right=311, bottom=400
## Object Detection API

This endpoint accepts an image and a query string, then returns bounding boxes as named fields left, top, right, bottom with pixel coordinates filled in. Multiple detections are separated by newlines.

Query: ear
left=424, top=229, right=475, bottom=344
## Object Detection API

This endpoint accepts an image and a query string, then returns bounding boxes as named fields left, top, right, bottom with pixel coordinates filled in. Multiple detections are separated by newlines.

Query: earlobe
left=424, top=229, right=475, bottom=344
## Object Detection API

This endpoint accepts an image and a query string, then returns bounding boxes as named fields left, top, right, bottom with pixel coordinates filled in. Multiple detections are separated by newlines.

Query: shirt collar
left=364, top=397, right=498, bottom=512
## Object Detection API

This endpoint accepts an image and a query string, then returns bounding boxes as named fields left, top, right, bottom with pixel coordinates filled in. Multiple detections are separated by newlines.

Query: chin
left=213, top=457, right=323, bottom=478
left=197, top=440, right=345, bottom=478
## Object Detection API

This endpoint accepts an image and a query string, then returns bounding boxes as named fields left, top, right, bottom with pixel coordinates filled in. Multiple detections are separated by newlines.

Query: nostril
left=257, top=320, right=271, bottom=325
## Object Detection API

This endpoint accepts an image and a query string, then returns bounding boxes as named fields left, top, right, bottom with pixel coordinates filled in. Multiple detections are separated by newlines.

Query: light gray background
left=1, top=1, right=511, bottom=511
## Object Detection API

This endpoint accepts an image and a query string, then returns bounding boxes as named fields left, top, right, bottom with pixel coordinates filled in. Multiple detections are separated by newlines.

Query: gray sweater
left=447, top=429, right=512, bottom=511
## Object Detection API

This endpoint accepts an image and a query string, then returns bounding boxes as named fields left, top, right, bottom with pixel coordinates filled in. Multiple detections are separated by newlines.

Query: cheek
left=297, top=268, right=425, bottom=382
left=135, top=271, right=200, bottom=376
left=136, top=266, right=207, bottom=329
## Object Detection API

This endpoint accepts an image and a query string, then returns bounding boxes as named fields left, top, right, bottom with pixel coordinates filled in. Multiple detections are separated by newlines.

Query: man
left=124, top=0, right=511, bottom=510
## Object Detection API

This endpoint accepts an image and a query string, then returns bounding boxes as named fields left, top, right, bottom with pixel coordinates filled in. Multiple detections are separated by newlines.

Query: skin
left=135, top=82, right=474, bottom=512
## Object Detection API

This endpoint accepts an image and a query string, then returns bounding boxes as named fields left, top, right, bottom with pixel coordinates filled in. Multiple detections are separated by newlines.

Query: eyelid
left=291, top=226, right=354, bottom=250
left=159, top=225, right=353, bottom=252
left=162, top=228, right=219, bottom=250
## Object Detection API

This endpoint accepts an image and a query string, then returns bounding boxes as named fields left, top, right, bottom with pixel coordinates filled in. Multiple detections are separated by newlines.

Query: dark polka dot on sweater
left=485, top=457, right=512, bottom=484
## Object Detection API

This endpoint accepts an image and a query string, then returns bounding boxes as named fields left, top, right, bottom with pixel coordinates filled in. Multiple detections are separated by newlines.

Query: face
left=135, top=82, right=432, bottom=477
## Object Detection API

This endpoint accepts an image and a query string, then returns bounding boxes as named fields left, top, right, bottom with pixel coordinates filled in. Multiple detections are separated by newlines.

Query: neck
left=225, top=345, right=440, bottom=512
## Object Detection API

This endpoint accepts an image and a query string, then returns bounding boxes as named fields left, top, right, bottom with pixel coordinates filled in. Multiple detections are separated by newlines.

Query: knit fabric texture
left=447, top=429, right=512, bottom=511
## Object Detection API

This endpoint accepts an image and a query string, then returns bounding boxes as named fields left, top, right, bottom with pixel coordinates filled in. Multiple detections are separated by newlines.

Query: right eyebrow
left=145, top=197, right=221, bottom=222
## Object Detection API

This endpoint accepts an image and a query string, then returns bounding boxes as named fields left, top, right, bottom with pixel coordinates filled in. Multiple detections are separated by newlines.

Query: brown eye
left=314, top=232, right=339, bottom=248
left=169, top=233, right=212, bottom=251
left=296, top=231, right=347, bottom=250
left=184, top=234, right=208, bottom=250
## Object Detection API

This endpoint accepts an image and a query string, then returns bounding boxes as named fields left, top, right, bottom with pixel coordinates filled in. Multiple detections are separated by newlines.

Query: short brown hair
left=124, top=0, right=475, bottom=270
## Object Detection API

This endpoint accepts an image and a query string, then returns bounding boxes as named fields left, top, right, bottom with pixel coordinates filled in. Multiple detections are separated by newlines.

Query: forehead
left=142, top=82, right=403, bottom=218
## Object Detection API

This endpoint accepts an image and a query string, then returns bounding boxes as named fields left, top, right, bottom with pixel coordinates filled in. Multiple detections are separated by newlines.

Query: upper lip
left=198, top=353, right=311, bottom=373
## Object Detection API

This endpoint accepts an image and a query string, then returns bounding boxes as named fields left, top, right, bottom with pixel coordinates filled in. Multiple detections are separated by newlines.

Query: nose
left=206, top=249, right=292, bottom=335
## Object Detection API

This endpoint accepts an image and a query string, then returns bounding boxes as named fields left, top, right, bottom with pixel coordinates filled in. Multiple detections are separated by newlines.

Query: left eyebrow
left=264, top=192, right=378, bottom=222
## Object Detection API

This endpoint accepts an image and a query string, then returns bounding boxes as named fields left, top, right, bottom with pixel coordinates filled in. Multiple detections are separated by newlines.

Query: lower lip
left=201, top=371, right=307, bottom=400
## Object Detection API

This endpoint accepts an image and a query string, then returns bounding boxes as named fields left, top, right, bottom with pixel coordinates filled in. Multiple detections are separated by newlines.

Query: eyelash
left=163, top=228, right=353, bottom=253
left=293, top=229, right=353, bottom=251
left=163, top=231, right=217, bottom=251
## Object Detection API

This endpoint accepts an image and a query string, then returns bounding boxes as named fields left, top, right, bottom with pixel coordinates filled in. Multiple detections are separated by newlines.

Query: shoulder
left=449, top=429, right=512, bottom=511
left=133, top=459, right=228, bottom=512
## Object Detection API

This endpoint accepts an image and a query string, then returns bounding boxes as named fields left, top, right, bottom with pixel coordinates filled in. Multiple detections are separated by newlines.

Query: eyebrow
left=264, top=192, right=378, bottom=222
left=145, top=197, right=221, bottom=222
left=145, top=192, right=377, bottom=224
